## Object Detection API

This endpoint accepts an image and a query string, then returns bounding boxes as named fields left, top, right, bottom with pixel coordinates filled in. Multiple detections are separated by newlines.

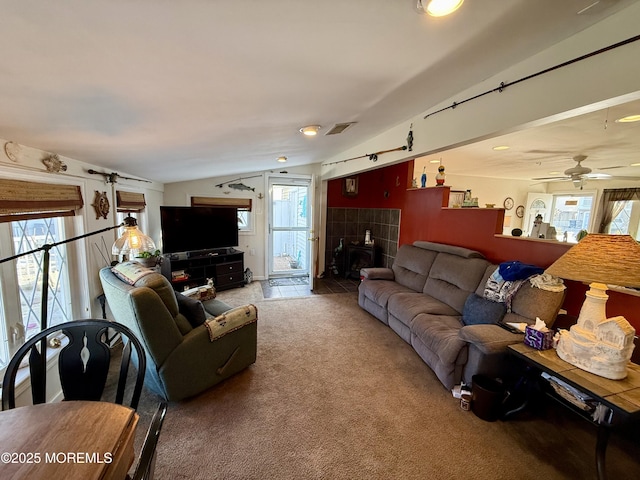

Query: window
left=550, top=193, right=595, bottom=242
left=0, top=216, right=73, bottom=369
left=237, top=210, right=252, bottom=232
left=0, top=178, right=85, bottom=370
left=190, top=196, right=253, bottom=233
left=608, top=199, right=640, bottom=239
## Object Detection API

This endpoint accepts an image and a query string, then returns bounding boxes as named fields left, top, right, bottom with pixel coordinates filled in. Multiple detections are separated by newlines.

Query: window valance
left=116, top=191, right=146, bottom=212
left=0, top=179, right=84, bottom=223
left=191, top=196, right=252, bottom=211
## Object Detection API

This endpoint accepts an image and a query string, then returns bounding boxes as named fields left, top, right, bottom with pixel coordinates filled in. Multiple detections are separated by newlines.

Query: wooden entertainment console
left=161, top=248, right=244, bottom=292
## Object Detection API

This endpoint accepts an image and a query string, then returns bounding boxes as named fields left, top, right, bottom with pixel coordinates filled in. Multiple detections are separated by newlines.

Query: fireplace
left=344, top=245, right=380, bottom=279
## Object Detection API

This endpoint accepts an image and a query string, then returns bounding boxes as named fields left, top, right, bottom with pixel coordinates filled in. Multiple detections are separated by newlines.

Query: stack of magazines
left=541, top=372, right=595, bottom=411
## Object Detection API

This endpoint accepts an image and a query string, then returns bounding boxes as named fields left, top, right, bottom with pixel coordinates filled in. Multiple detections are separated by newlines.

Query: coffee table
left=507, top=343, right=640, bottom=480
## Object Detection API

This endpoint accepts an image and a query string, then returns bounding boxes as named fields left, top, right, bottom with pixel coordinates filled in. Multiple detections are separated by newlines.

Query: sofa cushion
left=423, top=254, right=489, bottom=313
left=391, top=245, right=437, bottom=292
left=176, top=293, right=207, bottom=328
left=360, top=279, right=416, bottom=310
left=462, top=293, right=506, bottom=326
left=509, top=282, right=565, bottom=327
left=388, top=292, right=459, bottom=328
left=413, top=241, right=485, bottom=259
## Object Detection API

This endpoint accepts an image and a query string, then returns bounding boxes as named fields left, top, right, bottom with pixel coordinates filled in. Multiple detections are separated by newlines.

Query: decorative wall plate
left=516, top=205, right=525, bottom=218
left=92, top=191, right=110, bottom=219
left=503, top=197, right=514, bottom=210
left=4, top=141, right=20, bottom=162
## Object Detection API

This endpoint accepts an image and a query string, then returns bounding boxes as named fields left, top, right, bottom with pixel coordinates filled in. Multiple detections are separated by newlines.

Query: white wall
left=319, top=3, right=640, bottom=183
left=164, top=164, right=321, bottom=280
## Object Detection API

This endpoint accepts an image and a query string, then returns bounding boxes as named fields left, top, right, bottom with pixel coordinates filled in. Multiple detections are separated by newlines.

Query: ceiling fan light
left=419, top=0, right=464, bottom=17
left=299, top=125, right=321, bottom=136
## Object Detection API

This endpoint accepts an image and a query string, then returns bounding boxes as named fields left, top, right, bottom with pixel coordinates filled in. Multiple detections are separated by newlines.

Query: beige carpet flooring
left=134, top=291, right=640, bottom=480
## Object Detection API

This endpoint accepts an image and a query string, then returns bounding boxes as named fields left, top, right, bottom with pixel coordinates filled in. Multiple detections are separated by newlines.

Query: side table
left=507, top=343, right=640, bottom=480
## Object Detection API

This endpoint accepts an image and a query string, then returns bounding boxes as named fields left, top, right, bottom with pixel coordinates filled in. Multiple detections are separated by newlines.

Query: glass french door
left=268, top=176, right=312, bottom=278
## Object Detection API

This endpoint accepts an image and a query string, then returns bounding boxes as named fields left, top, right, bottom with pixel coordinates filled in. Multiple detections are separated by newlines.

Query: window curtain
left=0, top=179, right=84, bottom=223
left=598, top=188, right=640, bottom=232
left=191, top=196, right=252, bottom=211
left=116, top=191, right=146, bottom=212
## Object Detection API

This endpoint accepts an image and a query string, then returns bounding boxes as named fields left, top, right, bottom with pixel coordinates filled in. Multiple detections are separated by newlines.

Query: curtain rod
left=424, top=33, right=640, bottom=120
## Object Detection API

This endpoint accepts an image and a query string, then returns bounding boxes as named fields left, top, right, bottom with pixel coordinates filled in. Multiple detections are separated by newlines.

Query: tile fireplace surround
left=325, top=207, right=400, bottom=276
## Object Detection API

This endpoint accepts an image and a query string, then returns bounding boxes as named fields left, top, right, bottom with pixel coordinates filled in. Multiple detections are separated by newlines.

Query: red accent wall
left=326, top=162, right=640, bottom=331
left=327, top=162, right=412, bottom=209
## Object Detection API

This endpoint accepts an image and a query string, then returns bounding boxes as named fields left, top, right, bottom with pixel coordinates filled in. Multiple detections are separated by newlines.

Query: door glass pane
left=271, top=183, right=310, bottom=275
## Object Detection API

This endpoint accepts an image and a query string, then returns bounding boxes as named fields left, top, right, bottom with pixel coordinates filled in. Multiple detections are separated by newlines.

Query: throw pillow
left=175, top=293, right=207, bottom=328
left=462, top=293, right=507, bottom=326
left=111, top=261, right=155, bottom=285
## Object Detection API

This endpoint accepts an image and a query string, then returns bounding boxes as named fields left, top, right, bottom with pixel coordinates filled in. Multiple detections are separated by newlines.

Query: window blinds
left=191, top=196, right=252, bottom=211
left=116, top=191, right=146, bottom=212
left=0, top=179, right=84, bottom=223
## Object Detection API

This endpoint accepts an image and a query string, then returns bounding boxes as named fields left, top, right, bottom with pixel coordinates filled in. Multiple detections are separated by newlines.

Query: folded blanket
left=205, top=304, right=258, bottom=341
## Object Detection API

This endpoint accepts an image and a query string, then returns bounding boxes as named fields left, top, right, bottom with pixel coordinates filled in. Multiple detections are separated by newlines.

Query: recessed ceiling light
left=299, top=125, right=321, bottom=136
left=548, top=171, right=561, bottom=175
left=615, top=114, right=640, bottom=123
left=429, top=159, right=441, bottom=164
left=492, top=145, right=510, bottom=151
left=631, top=162, right=640, bottom=167
left=417, top=0, right=464, bottom=17
left=277, top=156, right=287, bottom=163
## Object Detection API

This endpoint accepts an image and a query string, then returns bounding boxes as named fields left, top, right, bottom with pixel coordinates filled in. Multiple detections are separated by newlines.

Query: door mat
left=268, top=277, right=309, bottom=287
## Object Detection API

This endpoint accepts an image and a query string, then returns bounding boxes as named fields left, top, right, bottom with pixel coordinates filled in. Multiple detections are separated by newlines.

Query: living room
left=1, top=2, right=640, bottom=479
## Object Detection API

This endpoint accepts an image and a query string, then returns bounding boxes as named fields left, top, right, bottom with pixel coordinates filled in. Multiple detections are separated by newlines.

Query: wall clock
left=516, top=205, right=525, bottom=218
left=503, top=197, right=514, bottom=210
left=91, top=191, right=110, bottom=219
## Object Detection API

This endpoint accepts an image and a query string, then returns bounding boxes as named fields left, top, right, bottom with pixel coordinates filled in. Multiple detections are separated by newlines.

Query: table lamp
left=545, top=234, right=639, bottom=379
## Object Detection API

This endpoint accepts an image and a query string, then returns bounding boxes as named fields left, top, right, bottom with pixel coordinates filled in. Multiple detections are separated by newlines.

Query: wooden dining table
left=0, top=401, right=138, bottom=480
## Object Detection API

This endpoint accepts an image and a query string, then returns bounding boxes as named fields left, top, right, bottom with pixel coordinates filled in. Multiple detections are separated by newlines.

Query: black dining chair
left=1, top=319, right=146, bottom=410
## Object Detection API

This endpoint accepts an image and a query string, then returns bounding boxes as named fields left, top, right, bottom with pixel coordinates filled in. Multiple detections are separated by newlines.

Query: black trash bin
left=471, top=375, right=505, bottom=422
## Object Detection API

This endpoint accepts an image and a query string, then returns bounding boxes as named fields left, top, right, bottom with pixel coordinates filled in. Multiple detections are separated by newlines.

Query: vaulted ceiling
left=1, top=1, right=639, bottom=183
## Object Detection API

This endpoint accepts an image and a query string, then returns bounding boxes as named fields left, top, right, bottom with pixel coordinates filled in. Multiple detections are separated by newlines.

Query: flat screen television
left=160, top=206, right=239, bottom=254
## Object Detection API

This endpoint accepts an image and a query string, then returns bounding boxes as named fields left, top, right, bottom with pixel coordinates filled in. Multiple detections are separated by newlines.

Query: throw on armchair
left=99, top=266, right=257, bottom=401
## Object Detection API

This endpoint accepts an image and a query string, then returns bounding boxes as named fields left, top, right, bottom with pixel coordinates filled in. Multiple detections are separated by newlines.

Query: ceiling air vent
left=325, top=122, right=356, bottom=136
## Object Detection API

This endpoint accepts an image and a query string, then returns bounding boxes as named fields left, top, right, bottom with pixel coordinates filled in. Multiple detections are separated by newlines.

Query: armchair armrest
left=459, top=324, right=524, bottom=355
left=360, top=267, right=394, bottom=280
left=205, top=304, right=258, bottom=341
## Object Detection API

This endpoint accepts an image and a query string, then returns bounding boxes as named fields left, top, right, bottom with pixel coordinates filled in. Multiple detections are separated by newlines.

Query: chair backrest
left=1, top=319, right=146, bottom=411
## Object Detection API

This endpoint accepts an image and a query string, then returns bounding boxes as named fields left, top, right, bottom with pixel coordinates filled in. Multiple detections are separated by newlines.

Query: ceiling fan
left=531, top=154, right=640, bottom=189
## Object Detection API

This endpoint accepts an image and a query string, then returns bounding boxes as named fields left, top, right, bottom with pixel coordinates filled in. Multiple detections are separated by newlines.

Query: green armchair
left=99, top=267, right=257, bottom=401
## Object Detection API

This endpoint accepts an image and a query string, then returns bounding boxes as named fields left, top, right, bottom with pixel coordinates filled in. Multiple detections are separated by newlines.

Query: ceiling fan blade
left=531, top=176, right=569, bottom=181
left=609, top=176, right=640, bottom=181
left=598, top=165, right=627, bottom=170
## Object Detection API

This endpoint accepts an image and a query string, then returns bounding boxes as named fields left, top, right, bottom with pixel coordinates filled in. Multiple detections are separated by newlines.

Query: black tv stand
left=162, top=249, right=244, bottom=291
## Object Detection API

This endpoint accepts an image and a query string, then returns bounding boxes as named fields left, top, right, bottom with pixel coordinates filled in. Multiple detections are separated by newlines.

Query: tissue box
left=524, top=326, right=554, bottom=350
